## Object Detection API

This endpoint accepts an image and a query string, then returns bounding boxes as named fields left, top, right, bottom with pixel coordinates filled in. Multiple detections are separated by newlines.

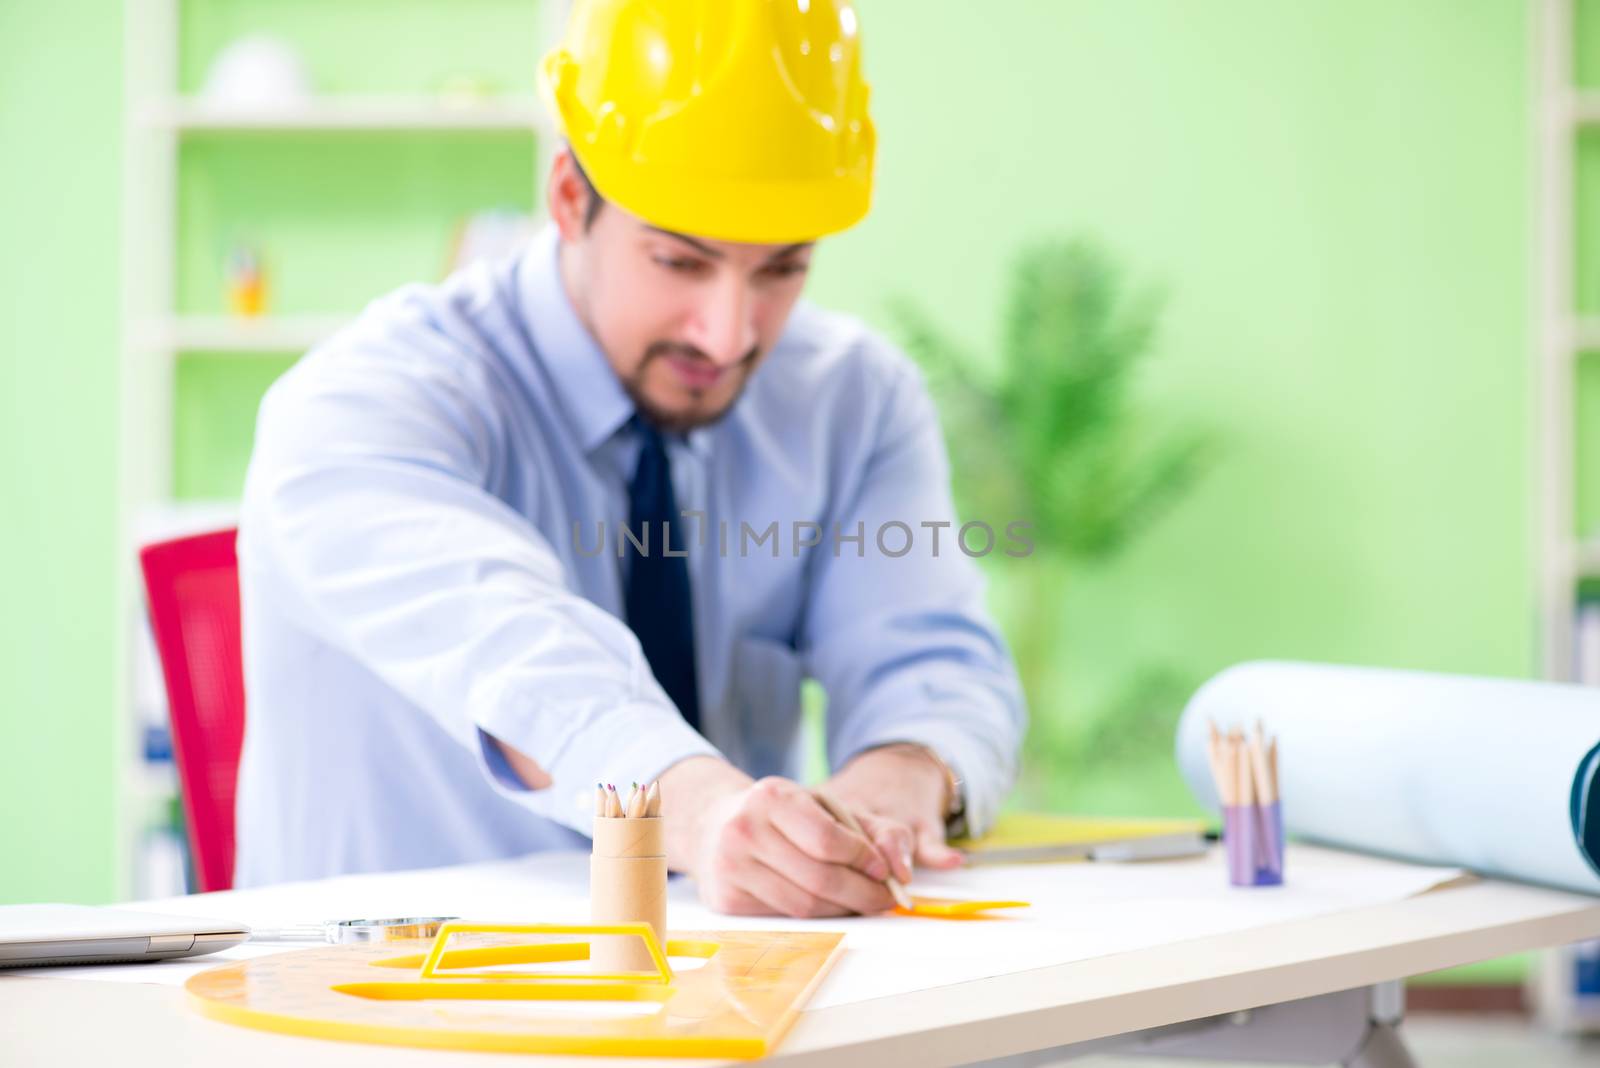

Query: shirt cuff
left=829, top=679, right=1017, bottom=841
left=475, top=696, right=723, bottom=836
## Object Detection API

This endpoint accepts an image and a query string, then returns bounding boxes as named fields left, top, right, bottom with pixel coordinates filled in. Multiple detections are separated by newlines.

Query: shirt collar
left=519, top=225, right=714, bottom=459
left=519, top=225, right=635, bottom=455
left=684, top=423, right=714, bottom=459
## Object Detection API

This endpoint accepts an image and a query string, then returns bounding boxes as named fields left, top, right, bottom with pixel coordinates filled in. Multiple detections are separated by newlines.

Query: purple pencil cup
left=1223, top=801, right=1284, bottom=887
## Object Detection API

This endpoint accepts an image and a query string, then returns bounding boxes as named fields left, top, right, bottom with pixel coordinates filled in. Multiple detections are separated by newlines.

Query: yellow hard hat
left=540, top=0, right=875, bottom=245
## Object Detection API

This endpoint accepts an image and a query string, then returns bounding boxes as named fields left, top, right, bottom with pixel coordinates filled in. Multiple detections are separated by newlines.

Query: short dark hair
left=567, top=146, right=605, bottom=231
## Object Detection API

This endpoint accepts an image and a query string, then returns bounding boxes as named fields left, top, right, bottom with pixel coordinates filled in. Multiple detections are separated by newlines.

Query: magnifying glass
left=247, top=916, right=459, bottom=944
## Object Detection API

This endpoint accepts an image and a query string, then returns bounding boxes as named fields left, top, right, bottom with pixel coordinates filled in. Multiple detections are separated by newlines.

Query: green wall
left=811, top=0, right=1534, bottom=814
left=0, top=0, right=122, bottom=902
left=0, top=1, right=1539, bottom=903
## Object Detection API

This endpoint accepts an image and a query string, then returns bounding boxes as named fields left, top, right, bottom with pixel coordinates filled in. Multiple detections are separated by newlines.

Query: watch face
left=940, top=770, right=965, bottom=818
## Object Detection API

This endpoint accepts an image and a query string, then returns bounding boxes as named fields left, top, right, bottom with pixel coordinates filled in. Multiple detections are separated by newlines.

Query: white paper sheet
left=8, top=845, right=1461, bottom=1008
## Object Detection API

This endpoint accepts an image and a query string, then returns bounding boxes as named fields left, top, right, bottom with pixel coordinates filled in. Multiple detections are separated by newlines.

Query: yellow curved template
left=185, top=923, right=845, bottom=1060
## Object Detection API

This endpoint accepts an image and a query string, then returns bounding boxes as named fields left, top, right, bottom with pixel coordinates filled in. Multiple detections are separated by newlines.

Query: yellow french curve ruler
left=185, top=921, right=845, bottom=1059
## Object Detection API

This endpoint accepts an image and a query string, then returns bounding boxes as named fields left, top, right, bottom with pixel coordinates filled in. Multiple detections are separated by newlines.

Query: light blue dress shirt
left=235, top=226, right=1025, bottom=886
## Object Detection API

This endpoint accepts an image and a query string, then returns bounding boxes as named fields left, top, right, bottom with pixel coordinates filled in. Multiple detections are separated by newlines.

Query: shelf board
left=1572, top=90, right=1600, bottom=126
left=1575, top=316, right=1600, bottom=352
left=127, top=756, right=179, bottom=804
left=144, top=95, right=551, bottom=133
left=134, top=314, right=351, bottom=353
left=1579, top=539, right=1600, bottom=579
left=135, top=499, right=240, bottom=542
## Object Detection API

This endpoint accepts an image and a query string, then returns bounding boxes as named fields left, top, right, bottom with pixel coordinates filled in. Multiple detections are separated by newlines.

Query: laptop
left=0, top=904, right=248, bottom=967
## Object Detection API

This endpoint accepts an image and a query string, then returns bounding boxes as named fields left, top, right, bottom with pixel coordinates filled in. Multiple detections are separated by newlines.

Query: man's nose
left=685, top=279, right=759, bottom=366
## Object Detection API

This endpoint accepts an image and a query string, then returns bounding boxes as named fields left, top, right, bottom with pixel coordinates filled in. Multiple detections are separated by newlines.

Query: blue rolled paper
left=1177, top=661, right=1600, bottom=896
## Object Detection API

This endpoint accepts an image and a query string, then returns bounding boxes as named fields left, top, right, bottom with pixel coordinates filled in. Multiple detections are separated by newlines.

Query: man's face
left=551, top=156, right=814, bottom=432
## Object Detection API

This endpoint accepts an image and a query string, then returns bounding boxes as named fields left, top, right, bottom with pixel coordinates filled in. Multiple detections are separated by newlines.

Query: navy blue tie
left=624, top=417, right=702, bottom=731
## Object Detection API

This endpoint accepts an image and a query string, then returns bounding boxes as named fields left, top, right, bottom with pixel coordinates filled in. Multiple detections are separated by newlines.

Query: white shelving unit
left=117, top=0, right=566, bottom=896
left=1535, top=3, right=1600, bottom=1034
left=1537, top=0, right=1583, bottom=681
left=1536, top=0, right=1600, bottom=665
left=132, top=313, right=353, bottom=354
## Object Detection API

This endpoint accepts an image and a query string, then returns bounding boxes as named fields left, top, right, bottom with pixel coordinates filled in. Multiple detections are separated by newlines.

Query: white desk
left=6, top=846, right=1600, bottom=1067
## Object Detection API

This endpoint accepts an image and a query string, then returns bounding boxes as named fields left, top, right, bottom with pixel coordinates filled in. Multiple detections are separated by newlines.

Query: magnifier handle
left=247, top=924, right=332, bottom=943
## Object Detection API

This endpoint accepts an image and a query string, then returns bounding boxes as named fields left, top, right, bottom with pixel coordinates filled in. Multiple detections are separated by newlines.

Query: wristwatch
left=870, top=742, right=967, bottom=839
left=936, top=754, right=969, bottom=840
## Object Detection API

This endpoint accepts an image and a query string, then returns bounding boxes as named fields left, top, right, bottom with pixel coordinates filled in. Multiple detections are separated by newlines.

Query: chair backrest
left=139, top=528, right=245, bottom=893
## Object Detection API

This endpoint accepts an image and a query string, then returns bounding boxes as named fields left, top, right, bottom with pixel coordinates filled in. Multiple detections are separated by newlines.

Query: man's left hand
left=824, top=744, right=964, bottom=874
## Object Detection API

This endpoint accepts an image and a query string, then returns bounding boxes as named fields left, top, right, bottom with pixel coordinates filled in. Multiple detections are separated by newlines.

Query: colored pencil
left=1248, top=722, right=1276, bottom=804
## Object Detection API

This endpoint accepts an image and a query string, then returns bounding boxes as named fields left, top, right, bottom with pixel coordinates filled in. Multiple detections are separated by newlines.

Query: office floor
left=1073, top=1013, right=1600, bottom=1067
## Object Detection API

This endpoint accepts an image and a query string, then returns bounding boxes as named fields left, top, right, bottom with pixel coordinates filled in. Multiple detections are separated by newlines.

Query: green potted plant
left=894, top=238, right=1213, bottom=808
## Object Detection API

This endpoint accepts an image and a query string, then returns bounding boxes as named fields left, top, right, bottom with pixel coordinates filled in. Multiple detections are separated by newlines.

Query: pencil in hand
left=811, top=788, right=913, bottom=911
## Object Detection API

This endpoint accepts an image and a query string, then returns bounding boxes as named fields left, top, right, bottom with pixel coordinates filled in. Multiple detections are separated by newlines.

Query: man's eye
left=761, top=262, right=808, bottom=279
left=655, top=257, right=704, bottom=274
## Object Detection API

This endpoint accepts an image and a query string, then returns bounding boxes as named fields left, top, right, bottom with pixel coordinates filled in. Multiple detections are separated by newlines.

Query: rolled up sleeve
left=240, top=309, right=719, bottom=836
left=800, top=352, right=1026, bottom=838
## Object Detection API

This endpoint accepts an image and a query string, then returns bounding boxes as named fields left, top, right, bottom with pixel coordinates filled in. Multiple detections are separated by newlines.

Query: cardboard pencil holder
left=590, top=816, right=667, bottom=972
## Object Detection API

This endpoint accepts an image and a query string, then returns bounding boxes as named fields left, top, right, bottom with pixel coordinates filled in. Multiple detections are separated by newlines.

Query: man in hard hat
left=235, top=0, right=1025, bottom=917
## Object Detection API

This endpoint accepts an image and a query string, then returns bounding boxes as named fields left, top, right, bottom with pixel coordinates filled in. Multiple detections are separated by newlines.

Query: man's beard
left=624, top=341, right=760, bottom=433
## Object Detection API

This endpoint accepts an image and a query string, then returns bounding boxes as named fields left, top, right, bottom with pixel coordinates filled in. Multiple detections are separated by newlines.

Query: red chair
left=139, top=528, right=245, bottom=893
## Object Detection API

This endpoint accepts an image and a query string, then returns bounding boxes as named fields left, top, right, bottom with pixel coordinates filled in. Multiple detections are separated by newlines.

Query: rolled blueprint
left=1175, top=661, right=1600, bottom=895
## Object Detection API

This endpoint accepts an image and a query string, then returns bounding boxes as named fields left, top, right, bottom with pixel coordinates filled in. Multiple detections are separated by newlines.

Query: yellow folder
left=952, top=811, right=1208, bottom=864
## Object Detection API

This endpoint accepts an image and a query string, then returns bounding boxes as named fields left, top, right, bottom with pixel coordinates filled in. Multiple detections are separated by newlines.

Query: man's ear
left=545, top=149, right=591, bottom=243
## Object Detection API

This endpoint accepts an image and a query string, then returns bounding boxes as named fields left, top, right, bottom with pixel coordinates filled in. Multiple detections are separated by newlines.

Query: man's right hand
left=658, top=756, right=907, bottom=917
